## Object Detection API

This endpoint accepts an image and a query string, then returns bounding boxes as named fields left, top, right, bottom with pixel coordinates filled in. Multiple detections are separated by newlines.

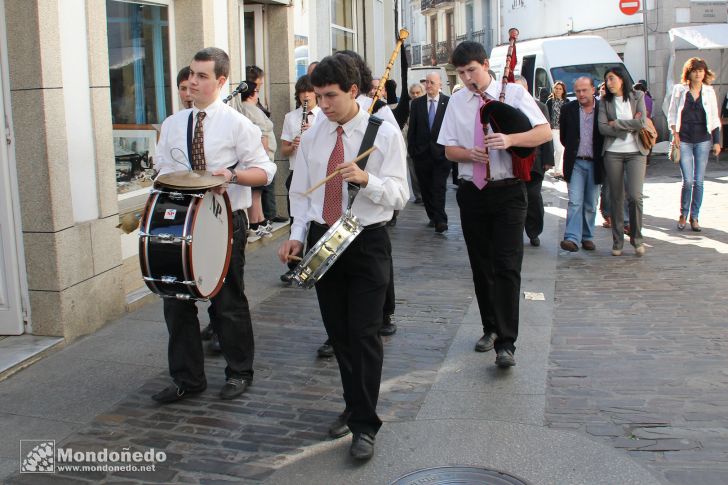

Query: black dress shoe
left=435, top=223, right=448, bottom=233
left=200, top=323, right=214, bottom=341
left=151, top=384, right=205, bottom=404
left=350, top=433, right=375, bottom=460
left=317, top=340, right=335, bottom=358
left=208, top=333, right=222, bottom=353
left=530, top=237, right=540, bottom=247
left=328, top=411, right=351, bottom=438
left=379, top=314, right=397, bottom=336
left=280, top=269, right=295, bottom=284
left=495, top=349, right=516, bottom=368
left=386, top=216, right=397, bottom=227
left=414, top=197, right=423, bottom=204
left=474, top=332, right=496, bottom=352
left=219, top=378, right=250, bottom=400
left=427, top=220, right=435, bottom=228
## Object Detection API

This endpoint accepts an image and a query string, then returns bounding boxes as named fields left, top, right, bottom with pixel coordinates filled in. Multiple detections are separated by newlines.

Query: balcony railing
left=435, top=38, right=455, bottom=65
left=454, top=29, right=494, bottom=55
left=422, top=43, right=434, bottom=66
left=421, top=0, right=453, bottom=14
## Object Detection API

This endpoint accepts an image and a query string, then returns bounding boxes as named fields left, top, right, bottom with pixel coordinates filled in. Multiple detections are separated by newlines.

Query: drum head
left=189, top=191, right=232, bottom=297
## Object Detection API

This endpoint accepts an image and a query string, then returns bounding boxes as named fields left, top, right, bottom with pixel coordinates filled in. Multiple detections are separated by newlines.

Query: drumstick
left=303, top=147, right=377, bottom=195
left=286, top=255, right=302, bottom=262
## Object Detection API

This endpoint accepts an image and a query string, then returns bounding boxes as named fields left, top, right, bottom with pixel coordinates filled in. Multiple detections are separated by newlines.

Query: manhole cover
left=390, top=466, right=531, bottom=485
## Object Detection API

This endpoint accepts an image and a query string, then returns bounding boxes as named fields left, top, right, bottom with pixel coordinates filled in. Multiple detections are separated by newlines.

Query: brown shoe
left=602, top=216, right=612, bottom=228
left=677, top=215, right=687, bottom=231
left=690, top=218, right=701, bottom=232
left=581, top=240, right=596, bottom=251
left=560, top=240, right=578, bottom=252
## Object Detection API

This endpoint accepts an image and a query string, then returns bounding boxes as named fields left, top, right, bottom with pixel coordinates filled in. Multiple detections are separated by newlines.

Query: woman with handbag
left=667, top=57, right=722, bottom=232
left=598, top=66, right=649, bottom=257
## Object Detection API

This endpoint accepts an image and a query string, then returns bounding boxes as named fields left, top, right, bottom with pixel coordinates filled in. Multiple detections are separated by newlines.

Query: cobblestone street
left=2, top=156, right=727, bottom=484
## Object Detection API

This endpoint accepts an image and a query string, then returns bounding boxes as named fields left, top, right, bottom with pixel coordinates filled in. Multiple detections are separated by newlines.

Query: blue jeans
left=564, top=158, right=599, bottom=243
left=679, top=140, right=711, bottom=219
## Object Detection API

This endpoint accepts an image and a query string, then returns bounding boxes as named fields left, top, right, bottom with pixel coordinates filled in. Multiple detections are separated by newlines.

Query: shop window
left=331, top=0, right=355, bottom=53
left=106, top=0, right=171, bottom=197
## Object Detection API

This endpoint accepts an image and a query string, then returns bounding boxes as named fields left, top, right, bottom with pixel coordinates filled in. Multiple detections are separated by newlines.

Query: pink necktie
left=472, top=96, right=487, bottom=189
left=322, top=126, right=344, bottom=226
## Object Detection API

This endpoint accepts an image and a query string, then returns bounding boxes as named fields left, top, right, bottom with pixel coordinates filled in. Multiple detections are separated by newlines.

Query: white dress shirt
left=281, top=105, right=321, bottom=170
left=289, top=105, right=409, bottom=243
left=155, top=99, right=276, bottom=211
left=437, top=81, right=548, bottom=181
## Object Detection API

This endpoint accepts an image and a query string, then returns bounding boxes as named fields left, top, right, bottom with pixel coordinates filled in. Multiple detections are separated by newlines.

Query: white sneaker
left=254, top=227, right=271, bottom=238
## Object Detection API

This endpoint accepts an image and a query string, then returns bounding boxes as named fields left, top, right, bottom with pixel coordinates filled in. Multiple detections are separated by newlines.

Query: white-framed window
left=106, top=0, right=175, bottom=199
left=331, top=0, right=356, bottom=53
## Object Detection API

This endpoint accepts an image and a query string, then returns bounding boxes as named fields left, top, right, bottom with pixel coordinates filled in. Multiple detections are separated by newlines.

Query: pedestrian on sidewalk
left=559, top=77, right=604, bottom=253
left=514, top=76, right=554, bottom=247
left=546, top=81, right=567, bottom=178
left=667, top=57, right=722, bottom=232
left=437, top=41, right=550, bottom=367
left=152, top=47, right=276, bottom=403
left=598, top=66, right=648, bottom=257
left=407, top=72, right=450, bottom=233
left=278, top=55, right=408, bottom=461
left=406, top=82, right=425, bottom=205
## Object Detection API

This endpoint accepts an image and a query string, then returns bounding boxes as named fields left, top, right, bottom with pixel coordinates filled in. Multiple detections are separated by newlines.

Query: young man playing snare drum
left=152, top=47, right=275, bottom=404
left=278, top=55, right=408, bottom=461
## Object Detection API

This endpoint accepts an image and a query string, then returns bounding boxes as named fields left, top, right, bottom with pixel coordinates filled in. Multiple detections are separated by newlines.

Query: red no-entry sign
left=620, top=0, right=640, bottom=15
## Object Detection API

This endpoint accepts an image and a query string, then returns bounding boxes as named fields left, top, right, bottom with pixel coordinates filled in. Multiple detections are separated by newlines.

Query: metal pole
left=642, top=5, right=649, bottom=86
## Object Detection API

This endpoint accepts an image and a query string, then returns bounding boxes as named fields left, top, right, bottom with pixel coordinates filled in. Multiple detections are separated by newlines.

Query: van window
left=535, top=68, right=550, bottom=100
left=550, top=63, right=633, bottom=96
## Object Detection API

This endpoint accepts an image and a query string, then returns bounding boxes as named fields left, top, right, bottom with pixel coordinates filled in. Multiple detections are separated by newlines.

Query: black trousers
left=309, top=223, right=390, bottom=436
left=457, top=181, right=527, bottom=353
left=163, top=210, right=254, bottom=389
left=525, top=172, right=544, bottom=239
left=262, top=176, right=277, bottom=220
left=414, top=157, right=450, bottom=225
left=284, top=171, right=301, bottom=270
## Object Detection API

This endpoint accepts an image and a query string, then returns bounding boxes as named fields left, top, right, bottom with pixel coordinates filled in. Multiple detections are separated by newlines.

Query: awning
left=669, top=24, right=728, bottom=50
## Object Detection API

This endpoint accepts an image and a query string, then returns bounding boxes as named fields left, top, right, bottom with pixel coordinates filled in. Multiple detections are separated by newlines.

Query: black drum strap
left=346, top=116, right=382, bottom=210
left=186, top=111, right=193, bottom=167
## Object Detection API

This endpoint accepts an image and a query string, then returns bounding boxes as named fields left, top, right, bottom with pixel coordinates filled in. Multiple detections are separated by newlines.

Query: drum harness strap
left=345, top=115, right=383, bottom=211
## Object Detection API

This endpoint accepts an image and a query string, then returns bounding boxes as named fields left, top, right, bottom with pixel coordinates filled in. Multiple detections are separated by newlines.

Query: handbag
left=638, top=118, right=657, bottom=150
left=669, top=141, right=680, bottom=163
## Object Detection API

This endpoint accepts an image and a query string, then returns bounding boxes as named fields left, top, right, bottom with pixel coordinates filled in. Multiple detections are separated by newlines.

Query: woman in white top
left=598, top=66, right=648, bottom=257
left=236, top=81, right=277, bottom=237
left=667, top=57, right=722, bottom=232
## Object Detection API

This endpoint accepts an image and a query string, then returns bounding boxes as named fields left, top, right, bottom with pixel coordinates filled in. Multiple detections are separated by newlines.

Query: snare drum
left=139, top=188, right=233, bottom=300
left=291, top=212, right=364, bottom=289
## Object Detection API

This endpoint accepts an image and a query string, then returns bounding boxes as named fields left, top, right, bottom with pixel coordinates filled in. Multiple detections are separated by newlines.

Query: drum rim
left=139, top=191, right=162, bottom=296
left=187, top=191, right=233, bottom=299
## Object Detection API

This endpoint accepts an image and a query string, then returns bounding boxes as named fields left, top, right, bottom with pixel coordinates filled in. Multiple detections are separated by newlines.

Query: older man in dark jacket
left=559, top=77, right=605, bottom=252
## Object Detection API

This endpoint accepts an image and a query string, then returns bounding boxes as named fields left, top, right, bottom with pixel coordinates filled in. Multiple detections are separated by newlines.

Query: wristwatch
left=227, top=168, right=238, bottom=184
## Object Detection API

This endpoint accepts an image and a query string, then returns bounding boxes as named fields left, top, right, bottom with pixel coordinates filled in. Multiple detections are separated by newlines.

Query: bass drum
left=139, top=188, right=233, bottom=300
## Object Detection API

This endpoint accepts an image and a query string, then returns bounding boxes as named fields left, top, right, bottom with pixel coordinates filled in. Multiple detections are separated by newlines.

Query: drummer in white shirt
left=279, top=75, right=320, bottom=283
left=278, top=55, right=408, bottom=461
left=152, top=47, right=276, bottom=404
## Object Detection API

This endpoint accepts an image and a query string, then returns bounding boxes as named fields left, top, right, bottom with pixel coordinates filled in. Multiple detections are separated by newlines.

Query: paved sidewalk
left=2, top=155, right=724, bottom=484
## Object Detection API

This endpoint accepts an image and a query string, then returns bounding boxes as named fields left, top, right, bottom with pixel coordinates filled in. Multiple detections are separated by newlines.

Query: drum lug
left=143, top=276, right=198, bottom=286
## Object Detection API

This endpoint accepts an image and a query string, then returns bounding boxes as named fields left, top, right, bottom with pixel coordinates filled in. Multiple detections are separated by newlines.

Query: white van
left=489, top=35, right=633, bottom=101
left=407, top=66, right=452, bottom=95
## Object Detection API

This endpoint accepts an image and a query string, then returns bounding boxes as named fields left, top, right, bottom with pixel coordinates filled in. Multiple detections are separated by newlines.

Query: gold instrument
left=368, top=28, right=409, bottom=114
